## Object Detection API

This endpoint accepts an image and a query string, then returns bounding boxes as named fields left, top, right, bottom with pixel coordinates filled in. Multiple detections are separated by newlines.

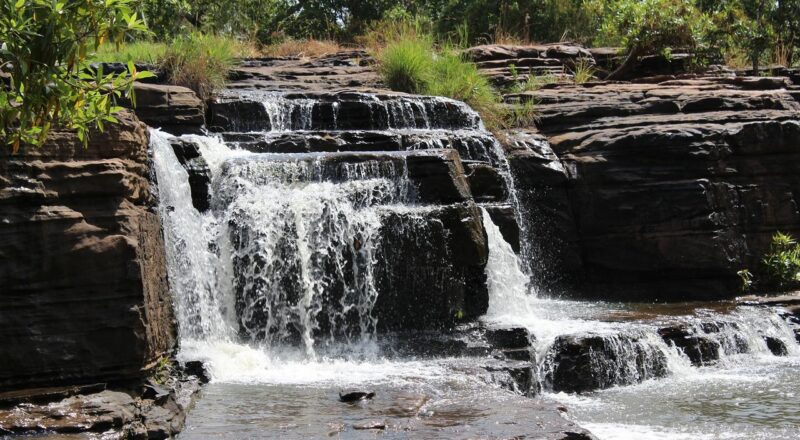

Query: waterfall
left=481, top=208, right=532, bottom=319
left=151, top=130, right=234, bottom=342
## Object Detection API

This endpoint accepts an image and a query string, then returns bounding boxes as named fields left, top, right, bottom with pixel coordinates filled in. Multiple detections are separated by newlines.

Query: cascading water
left=153, top=90, right=800, bottom=440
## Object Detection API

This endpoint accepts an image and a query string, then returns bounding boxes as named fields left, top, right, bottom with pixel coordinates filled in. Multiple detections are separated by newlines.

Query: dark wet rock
left=484, top=204, right=521, bottom=253
left=170, top=139, right=211, bottom=212
left=406, top=150, right=472, bottom=204
left=128, top=83, right=205, bottom=134
left=659, top=326, right=721, bottom=366
left=374, top=203, right=488, bottom=329
left=0, top=383, right=106, bottom=408
left=485, top=327, right=533, bottom=349
left=502, top=130, right=583, bottom=293
left=388, top=326, right=492, bottom=358
left=339, top=391, right=375, bottom=403
left=481, top=359, right=536, bottom=396
left=208, top=99, right=270, bottom=132
left=764, top=336, right=788, bottom=356
left=465, top=162, right=508, bottom=202
left=0, top=390, right=137, bottom=435
left=0, top=110, right=175, bottom=391
left=209, top=92, right=480, bottom=132
left=544, top=332, right=668, bottom=393
left=504, top=78, right=800, bottom=300
left=182, top=361, right=211, bottom=384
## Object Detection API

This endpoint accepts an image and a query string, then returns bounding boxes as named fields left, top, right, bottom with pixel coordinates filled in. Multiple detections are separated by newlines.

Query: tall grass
left=93, top=34, right=253, bottom=101
left=93, top=41, right=168, bottom=64
left=373, top=24, right=535, bottom=132
left=162, top=33, right=247, bottom=100
left=379, top=37, right=434, bottom=93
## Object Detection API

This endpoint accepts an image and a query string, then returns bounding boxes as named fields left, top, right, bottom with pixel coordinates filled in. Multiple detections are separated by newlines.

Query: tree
left=0, top=0, right=152, bottom=151
left=591, top=0, right=714, bottom=80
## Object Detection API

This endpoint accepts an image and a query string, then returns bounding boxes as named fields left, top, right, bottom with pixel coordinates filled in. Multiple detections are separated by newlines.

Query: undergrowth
left=739, top=232, right=800, bottom=292
left=93, top=34, right=253, bottom=100
left=372, top=19, right=536, bottom=133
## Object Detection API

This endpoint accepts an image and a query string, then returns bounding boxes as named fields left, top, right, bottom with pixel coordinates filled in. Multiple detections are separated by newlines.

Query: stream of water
left=150, top=92, right=800, bottom=439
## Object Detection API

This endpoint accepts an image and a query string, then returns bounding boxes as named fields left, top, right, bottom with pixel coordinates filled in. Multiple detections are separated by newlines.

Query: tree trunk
left=605, top=46, right=644, bottom=81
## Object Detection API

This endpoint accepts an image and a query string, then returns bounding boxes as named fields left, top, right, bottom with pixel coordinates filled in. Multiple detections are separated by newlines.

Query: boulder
left=0, top=111, right=175, bottom=390
left=130, top=83, right=205, bottom=134
left=169, top=139, right=212, bottom=212
left=406, top=150, right=472, bottom=204
left=544, top=332, right=668, bottom=393
left=658, top=326, right=721, bottom=366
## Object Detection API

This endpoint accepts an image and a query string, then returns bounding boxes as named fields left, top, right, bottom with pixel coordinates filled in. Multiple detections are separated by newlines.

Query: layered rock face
left=505, top=77, right=800, bottom=299
left=0, top=111, right=175, bottom=389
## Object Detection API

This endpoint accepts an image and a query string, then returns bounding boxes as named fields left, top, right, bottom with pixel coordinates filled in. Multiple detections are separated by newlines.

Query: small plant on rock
left=760, top=232, right=800, bottom=290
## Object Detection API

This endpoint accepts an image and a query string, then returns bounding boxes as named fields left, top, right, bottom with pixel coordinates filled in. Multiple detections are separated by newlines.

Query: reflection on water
left=180, top=366, right=585, bottom=439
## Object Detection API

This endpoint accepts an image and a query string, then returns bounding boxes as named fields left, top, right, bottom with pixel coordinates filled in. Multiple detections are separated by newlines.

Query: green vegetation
left=0, top=0, right=151, bottom=150
left=93, top=41, right=168, bottom=64
left=590, top=0, right=714, bottom=79
left=3, top=0, right=800, bottom=150
left=740, top=232, right=800, bottom=293
left=761, top=232, right=800, bottom=290
left=93, top=34, right=252, bottom=101
left=373, top=25, right=533, bottom=132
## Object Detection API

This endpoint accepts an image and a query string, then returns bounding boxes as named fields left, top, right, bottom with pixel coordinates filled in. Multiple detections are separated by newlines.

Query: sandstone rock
left=510, top=80, right=800, bottom=299
left=374, top=203, right=488, bottom=329
left=406, top=150, right=472, bottom=204
left=465, top=162, right=508, bottom=202
left=0, top=390, right=137, bottom=435
left=0, top=110, right=175, bottom=390
left=483, top=204, right=521, bottom=253
left=130, top=83, right=205, bottom=134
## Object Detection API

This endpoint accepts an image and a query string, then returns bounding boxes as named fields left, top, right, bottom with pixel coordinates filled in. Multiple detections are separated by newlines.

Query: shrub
left=376, top=34, right=535, bottom=132
left=760, top=232, right=800, bottom=290
left=590, top=0, right=715, bottom=79
left=161, top=33, right=249, bottom=101
left=378, top=37, right=435, bottom=94
left=0, top=0, right=151, bottom=150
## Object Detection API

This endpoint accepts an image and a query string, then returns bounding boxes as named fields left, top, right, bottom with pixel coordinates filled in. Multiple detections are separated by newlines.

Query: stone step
left=208, top=91, right=481, bottom=132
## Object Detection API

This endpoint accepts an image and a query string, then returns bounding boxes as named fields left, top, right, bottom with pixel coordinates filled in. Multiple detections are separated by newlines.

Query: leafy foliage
left=760, top=232, right=800, bottom=290
left=0, top=0, right=153, bottom=150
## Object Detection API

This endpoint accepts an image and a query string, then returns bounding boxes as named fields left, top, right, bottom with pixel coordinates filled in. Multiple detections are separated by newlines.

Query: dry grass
left=492, top=29, right=534, bottom=46
left=261, top=39, right=342, bottom=58
left=772, top=41, right=792, bottom=68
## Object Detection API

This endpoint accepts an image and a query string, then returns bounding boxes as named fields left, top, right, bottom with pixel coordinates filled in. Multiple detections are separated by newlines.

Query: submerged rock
left=339, top=391, right=375, bottom=403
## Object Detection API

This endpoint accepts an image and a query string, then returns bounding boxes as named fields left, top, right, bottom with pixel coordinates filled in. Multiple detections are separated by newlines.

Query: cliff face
left=504, top=76, right=800, bottom=299
left=0, top=110, right=175, bottom=389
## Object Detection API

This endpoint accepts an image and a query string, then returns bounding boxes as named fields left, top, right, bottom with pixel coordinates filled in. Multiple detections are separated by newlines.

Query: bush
left=378, top=37, right=435, bottom=94
left=162, top=34, right=251, bottom=100
left=760, top=232, right=800, bottom=290
left=0, top=0, right=151, bottom=150
left=375, top=29, right=534, bottom=133
left=590, top=0, right=715, bottom=79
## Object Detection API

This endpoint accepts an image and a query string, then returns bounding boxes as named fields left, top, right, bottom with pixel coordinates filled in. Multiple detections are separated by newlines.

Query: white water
left=153, top=91, right=800, bottom=439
